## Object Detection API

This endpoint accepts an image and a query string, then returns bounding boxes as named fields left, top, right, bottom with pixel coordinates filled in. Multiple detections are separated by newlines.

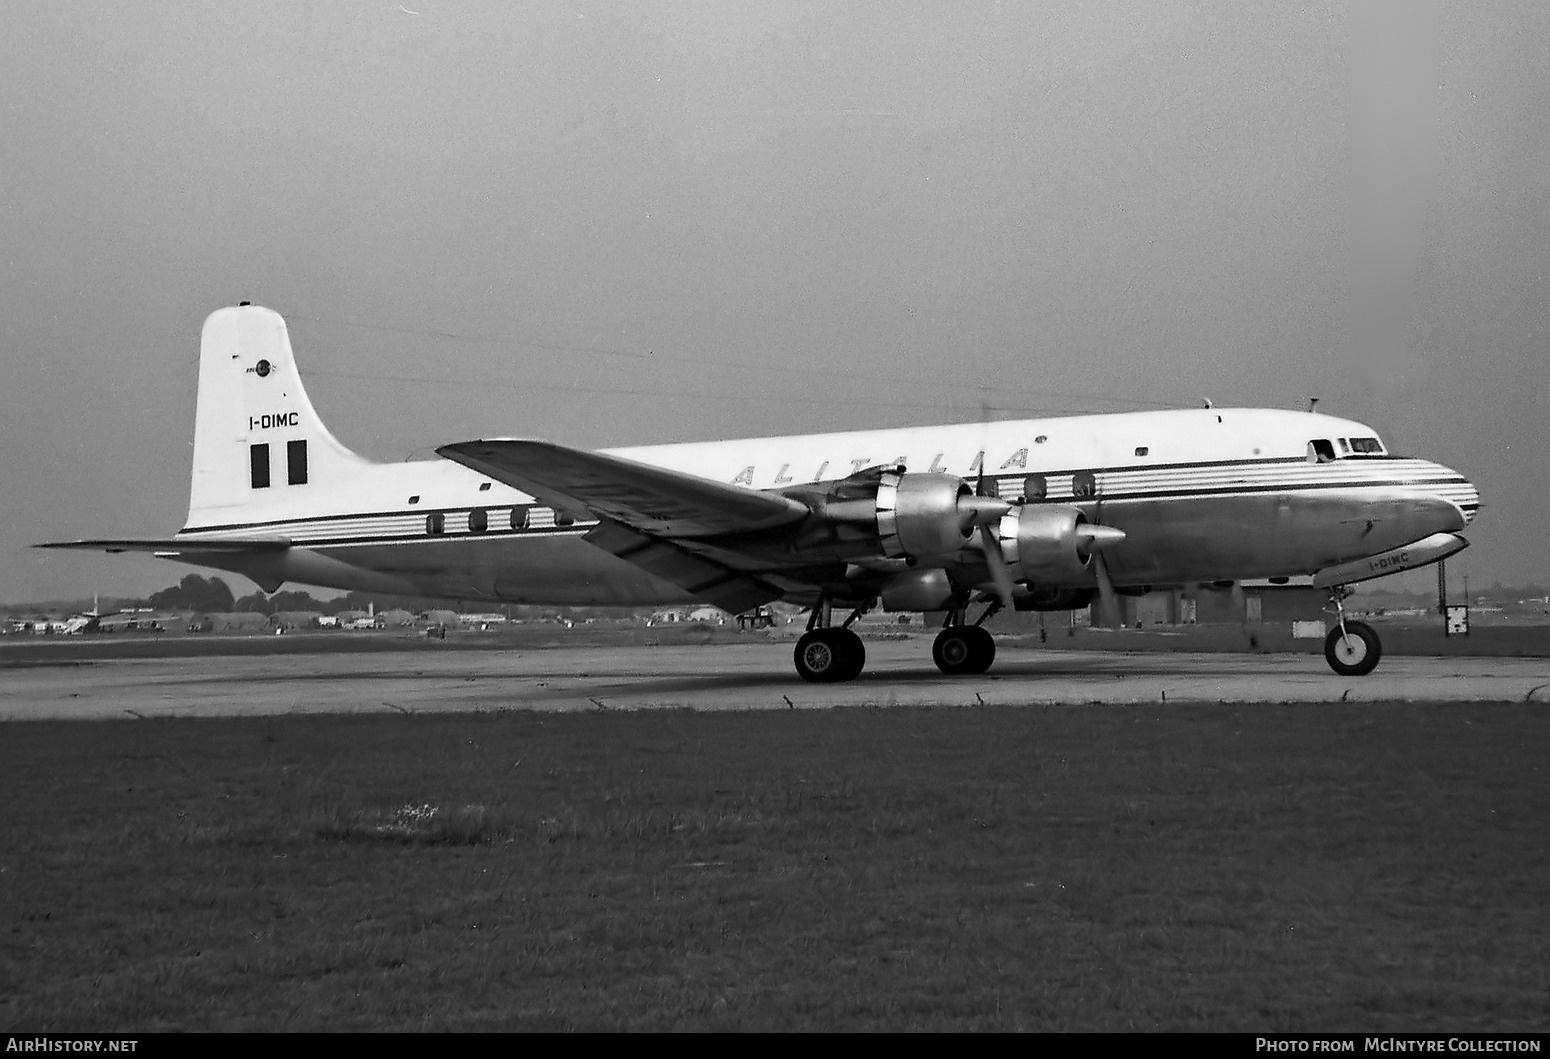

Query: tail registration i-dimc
left=41, top=304, right=1481, bottom=682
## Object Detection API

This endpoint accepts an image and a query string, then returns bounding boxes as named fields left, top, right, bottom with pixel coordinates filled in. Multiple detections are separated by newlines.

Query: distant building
left=97, top=613, right=164, bottom=633
left=649, top=605, right=727, bottom=625
left=269, top=611, right=324, bottom=631
left=1089, top=580, right=1327, bottom=629
left=189, top=612, right=269, bottom=633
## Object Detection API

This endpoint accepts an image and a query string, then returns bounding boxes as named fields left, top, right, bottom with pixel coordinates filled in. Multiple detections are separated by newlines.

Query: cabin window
left=286, top=440, right=308, bottom=485
left=1337, top=438, right=1350, bottom=453
left=468, top=507, right=488, bottom=534
left=554, top=510, right=575, bottom=528
left=426, top=512, right=445, bottom=535
left=1023, top=473, right=1047, bottom=502
left=408, top=495, right=420, bottom=505
left=1307, top=439, right=1336, bottom=463
left=1349, top=436, right=1384, bottom=455
left=249, top=444, right=271, bottom=489
left=1134, top=446, right=1149, bottom=457
left=479, top=482, right=491, bottom=492
left=510, top=505, right=530, bottom=531
left=1072, top=470, right=1098, bottom=498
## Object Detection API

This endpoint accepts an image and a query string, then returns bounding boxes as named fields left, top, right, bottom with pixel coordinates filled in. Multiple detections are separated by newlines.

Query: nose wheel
left=1324, top=620, right=1381, bottom=677
left=1323, top=586, right=1382, bottom=676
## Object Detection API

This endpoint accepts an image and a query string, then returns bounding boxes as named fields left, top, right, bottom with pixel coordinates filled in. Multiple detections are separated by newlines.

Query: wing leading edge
left=436, top=439, right=809, bottom=538
left=437, top=439, right=810, bottom=613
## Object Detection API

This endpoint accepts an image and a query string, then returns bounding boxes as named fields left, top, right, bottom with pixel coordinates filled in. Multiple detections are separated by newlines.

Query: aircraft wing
left=36, top=538, right=292, bottom=555
left=436, top=439, right=810, bottom=538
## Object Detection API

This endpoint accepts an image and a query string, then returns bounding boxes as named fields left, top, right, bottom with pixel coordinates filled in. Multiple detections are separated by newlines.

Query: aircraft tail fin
left=186, top=305, right=374, bottom=528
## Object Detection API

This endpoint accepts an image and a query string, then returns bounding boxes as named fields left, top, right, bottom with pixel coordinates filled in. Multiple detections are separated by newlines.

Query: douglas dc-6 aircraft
left=42, top=304, right=1480, bottom=682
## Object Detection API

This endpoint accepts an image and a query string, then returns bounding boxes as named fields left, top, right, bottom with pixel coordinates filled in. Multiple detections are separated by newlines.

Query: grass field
left=2, top=703, right=1547, bottom=1031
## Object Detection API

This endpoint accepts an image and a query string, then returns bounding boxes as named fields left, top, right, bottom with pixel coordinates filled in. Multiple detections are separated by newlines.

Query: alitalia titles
left=730, top=449, right=1031, bottom=487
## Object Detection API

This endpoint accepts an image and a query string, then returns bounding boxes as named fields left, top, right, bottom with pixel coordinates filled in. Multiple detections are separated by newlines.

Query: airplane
left=58, top=595, right=117, bottom=635
left=40, top=304, right=1481, bottom=682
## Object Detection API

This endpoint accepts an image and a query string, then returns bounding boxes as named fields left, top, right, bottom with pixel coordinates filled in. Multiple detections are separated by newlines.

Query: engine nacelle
left=1013, top=586, right=1099, bottom=612
left=877, top=471, right=975, bottom=559
left=879, top=568, right=961, bottom=612
left=821, top=468, right=1010, bottom=562
left=996, top=504, right=1099, bottom=585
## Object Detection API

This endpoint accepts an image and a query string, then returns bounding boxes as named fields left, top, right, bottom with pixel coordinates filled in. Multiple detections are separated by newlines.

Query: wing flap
left=437, top=439, right=809, bottom=538
left=584, top=519, right=783, bottom=614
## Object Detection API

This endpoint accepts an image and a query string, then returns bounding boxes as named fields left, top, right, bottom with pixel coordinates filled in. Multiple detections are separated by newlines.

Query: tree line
left=133, top=574, right=641, bottom=620
left=141, top=574, right=475, bottom=617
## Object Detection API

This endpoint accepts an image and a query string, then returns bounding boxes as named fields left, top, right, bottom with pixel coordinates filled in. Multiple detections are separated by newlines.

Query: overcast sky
left=3, top=1, right=1547, bottom=603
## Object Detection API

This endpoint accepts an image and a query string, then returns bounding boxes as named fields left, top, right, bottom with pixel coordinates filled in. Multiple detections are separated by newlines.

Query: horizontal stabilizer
left=36, top=538, right=292, bottom=555
left=437, top=439, right=809, bottom=538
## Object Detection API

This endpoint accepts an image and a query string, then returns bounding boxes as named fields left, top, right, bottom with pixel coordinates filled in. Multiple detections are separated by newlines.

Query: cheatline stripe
left=172, top=475, right=1475, bottom=548
left=177, top=456, right=1449, bottom=534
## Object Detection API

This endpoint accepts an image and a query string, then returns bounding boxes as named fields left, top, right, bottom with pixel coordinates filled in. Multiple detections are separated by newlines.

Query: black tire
left=1324, top=620, right=1382, bottom=677
left=933, top=626, right=996, bottom=675
left=832, top=627, right=867, bottom=682
left=964, top=626, right=996, bottom=674
left=794, top=629, right=865, bottom=683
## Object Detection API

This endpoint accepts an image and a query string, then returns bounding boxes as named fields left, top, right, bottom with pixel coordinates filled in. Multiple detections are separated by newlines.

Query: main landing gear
left=793, top=599, right=867, bottom=683
left=792, top=596, right=1007, bottom=682
left=931, top=602, right=1000, bottom=676
left=1323, top=585, right=1382, bottom=677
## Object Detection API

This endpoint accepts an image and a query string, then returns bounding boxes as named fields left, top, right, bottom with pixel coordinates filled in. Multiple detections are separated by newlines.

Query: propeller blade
left=1093, top=552, right=1123, bottom=629
left=977, top=527, right=1017, bottom=608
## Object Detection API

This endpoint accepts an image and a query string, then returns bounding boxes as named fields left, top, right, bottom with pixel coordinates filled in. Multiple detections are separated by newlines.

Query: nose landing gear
left=1323, top=585, right=1382, bottom=677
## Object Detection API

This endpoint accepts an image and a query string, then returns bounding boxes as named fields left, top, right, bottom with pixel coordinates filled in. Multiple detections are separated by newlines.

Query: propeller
left=977, top=524, right=1018, bottom=608
left=1092, top=549, right=1123, bottom=628
left=1088, top=472, right=1124, bottom=629
left=969, top=412, right=1020, bottom=609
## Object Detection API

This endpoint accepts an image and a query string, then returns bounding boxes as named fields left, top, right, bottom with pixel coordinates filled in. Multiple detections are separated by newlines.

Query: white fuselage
left=173, top=407, right=1479, bottom=606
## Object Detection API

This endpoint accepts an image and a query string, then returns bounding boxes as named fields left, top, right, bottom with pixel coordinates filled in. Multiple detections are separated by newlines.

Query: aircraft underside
left=172, top=488, right=1472, bottom=685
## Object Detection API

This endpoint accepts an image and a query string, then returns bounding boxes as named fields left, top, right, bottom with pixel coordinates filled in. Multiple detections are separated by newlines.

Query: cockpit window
left=1348, top=436, right=1384, bottom=455
left=1308, top=439, right=1336, bottom=463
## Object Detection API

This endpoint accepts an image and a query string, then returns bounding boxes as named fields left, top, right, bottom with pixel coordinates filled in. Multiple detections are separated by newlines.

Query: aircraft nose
left=1431, top=463, right=1481, bottom=525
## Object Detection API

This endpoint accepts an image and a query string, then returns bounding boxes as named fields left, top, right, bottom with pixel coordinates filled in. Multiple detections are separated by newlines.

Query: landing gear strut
left=932, top=601, right=1000, bottom=676
left=793, top=598, right=868, bottom=683
left=1323, top=585, right=1382, bottom=677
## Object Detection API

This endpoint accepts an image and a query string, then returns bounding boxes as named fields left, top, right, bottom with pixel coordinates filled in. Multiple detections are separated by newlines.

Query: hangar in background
left=1092, top=579, right=1327, bottom=630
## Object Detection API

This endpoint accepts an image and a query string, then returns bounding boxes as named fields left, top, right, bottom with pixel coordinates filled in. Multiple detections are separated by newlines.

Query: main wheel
left=831, top=627, right=866, bottom=682
left=794, top=628, right=866, bottom=683
left=932, top=626, right=996, bottom=675
left=1324, top=620, right=1381, bottom=677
